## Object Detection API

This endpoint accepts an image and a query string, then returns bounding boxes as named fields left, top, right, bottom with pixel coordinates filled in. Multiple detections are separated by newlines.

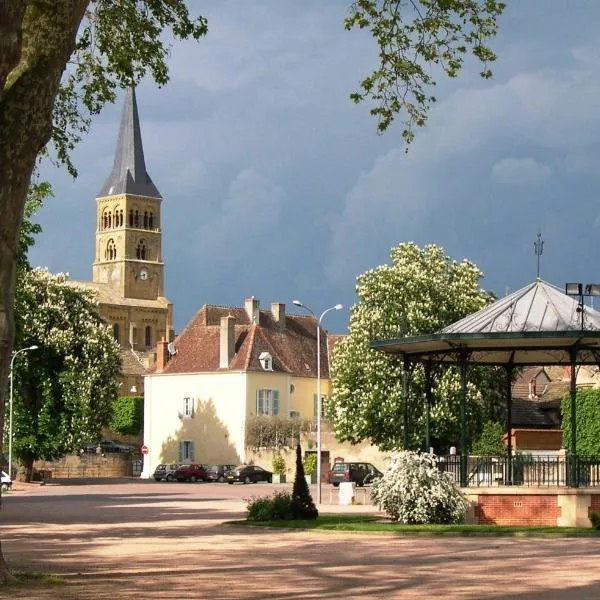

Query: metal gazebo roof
left=370, top=279, right=600, bottom=366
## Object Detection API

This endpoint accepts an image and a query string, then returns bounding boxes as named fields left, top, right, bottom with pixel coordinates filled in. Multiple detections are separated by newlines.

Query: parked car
left=1, top=471, right=11, bottom=492
left=174, top=463, right=209, bottom=482
left=153, top=463, right=181, bottom=482
left=80, top=439, right=136, bottom=454
left=226, top=465, right=273, bottom=484
left=205, top=464, right=237, bottom=483
left=328, top=462, right=382, bottom=487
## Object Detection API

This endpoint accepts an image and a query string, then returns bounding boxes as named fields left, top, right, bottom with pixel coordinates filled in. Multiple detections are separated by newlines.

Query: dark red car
left=174, top=463, right=208, bottom=482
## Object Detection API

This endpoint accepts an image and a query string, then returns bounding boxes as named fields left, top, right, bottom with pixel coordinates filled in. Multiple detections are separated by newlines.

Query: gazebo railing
left=438, top=454, right=600, bottom=487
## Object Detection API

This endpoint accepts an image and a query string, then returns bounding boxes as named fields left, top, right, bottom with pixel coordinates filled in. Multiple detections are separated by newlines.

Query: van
left=328, top=462, right=382, bottom=487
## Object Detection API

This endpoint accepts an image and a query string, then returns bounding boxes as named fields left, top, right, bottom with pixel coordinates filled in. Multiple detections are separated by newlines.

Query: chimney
left=244, top=296, right=260, bottom=324
left=220, top=316, right=236, bottom=368
left=156, top=339, right=169, bottom=372
left=271, top=302, right=286, bottom=329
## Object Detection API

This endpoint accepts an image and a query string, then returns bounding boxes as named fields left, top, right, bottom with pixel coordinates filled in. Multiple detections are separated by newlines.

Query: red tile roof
left=159, top=303, right=333, bottom=377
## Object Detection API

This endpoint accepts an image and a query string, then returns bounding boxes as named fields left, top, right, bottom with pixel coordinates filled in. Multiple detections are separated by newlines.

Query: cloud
left=491, top=157, right=552, bottom=185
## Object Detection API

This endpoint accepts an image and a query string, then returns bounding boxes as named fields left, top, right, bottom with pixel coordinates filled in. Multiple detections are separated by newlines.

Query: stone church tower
left=80, top=87, right=173, bottom=394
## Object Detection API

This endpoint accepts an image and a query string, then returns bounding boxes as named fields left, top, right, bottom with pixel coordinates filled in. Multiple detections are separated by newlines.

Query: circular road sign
left=141, top=445, right=149, bottom=455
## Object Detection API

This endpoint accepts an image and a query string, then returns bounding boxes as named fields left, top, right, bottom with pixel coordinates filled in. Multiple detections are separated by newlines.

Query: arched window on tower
left=129, top=210, right=134, bottom=227
left=145, top=326, right=152, bottom=348
left=116, top=209, right=123, bottom=227
left=143, top=211, right=148, bottom=229
left=108, top=212, right=112, bottom=228
left=102, top=209, right=109, bottom=230
left=136, top=240, right=147, bottom=260
left=113, top=323, right=120, bottom=344
left=134, top=210, right=140, bottom=228
left=149, top=212, right=154, bottom=229
left=105, top=239, right=117, bottom=260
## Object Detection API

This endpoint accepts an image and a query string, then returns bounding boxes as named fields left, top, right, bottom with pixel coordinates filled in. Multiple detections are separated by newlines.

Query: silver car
left=153, top=463, right=180, bottom=482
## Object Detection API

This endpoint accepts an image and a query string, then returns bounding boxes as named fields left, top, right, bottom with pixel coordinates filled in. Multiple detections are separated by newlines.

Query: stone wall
left=33, top=453, right=136, bottom=479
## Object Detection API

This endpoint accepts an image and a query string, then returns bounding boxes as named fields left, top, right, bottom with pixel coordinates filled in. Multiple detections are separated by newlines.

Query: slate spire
left=98, top=87, right=161, bottom=198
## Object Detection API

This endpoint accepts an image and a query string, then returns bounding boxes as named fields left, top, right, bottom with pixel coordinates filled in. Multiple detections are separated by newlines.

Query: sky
left=32, top=1, right=600, bottom=335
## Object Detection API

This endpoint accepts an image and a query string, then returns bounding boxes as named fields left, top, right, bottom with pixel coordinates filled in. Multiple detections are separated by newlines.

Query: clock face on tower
left=139, top=268, right=149, bottom=281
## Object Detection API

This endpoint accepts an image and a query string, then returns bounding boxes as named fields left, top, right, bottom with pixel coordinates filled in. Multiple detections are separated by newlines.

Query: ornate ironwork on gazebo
left=370, top=279, right=600, bottom=488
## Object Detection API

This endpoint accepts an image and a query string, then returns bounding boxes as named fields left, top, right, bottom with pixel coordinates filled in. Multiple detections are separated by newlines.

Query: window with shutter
left=272, top=390, right=279, bottom=416
left=179, top=440, right=194, bottom=461
left=256, top=389, right=280, bottom=416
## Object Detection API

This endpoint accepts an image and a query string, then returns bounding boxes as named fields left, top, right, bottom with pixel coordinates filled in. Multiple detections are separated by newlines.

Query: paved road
left=3, top=480, right=600, bottom=599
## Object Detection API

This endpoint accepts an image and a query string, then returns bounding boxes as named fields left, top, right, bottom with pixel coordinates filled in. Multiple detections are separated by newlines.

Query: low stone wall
left=33, top=453, right=136, bottom=479
left=465, top=487, right=600, bottom=528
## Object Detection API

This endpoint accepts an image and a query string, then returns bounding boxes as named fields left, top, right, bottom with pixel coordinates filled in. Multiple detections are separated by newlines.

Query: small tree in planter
left=303, top=452, right=317, bottom=485
left=371, top=450, right=468, bottom=524
left=291, top=444, right=318, bottom=519
left=272, top=454, right=286, bottom=484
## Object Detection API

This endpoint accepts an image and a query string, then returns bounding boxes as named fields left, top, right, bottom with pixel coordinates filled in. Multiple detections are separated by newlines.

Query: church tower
left=93, top=86, right=164, bottom=301
left=89, top=87, right=172, bottom=383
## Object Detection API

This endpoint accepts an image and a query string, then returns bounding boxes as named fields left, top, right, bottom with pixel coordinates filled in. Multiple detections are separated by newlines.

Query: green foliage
left=561, top=388, right=600, bottom=457
left=18, top=180, right=52, bottom=270
left=303, top=452, right=317, bottom=476
left=472, top=421, right=506, bottom=455
left=272, top=454, right=286, bottom=475
left=590, top=512, right=600, bottom=530
left=245, top=416, right=313, bottom=450
left=51, top=1, right=208, bottom=175
left=246, top=491, right=293, bottom=521
left=345, top=0, right=505, bottom=140
left=11, top=268, right=121, bottom=470
left=291, top=445, right=318, bottom=520
left=110, top=396, right=143, bottom=436
left=371, top=451, right=468, bottom=524
left=328, top=242, right=505, bottom=452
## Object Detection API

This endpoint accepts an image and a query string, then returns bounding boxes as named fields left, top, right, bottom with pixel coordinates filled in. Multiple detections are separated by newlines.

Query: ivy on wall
left=110, top=396, right=143, bottom=436
left=561, top=388, right=600, bottom=457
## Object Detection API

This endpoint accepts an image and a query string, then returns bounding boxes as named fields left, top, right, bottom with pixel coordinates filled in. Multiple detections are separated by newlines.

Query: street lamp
left=293, top=300, right=343, bottom=505
left=8, top=345, right=38, bottom=479
left=565, top=283, right=600, bottom=329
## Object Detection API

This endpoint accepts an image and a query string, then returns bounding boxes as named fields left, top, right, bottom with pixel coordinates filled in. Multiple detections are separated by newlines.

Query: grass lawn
left=226, top=514, right=600, bottom=536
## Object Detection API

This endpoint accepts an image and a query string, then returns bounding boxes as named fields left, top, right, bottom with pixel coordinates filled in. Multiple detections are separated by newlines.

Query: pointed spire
left=98, top=87, right=161, bottom=198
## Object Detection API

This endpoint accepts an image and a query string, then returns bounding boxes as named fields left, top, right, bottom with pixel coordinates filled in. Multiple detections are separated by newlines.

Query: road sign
left=141, top=445, right=149, bottom=455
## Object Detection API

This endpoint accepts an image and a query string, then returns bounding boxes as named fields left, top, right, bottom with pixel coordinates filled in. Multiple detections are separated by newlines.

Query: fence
left=439, top=454, right=600, bottom=487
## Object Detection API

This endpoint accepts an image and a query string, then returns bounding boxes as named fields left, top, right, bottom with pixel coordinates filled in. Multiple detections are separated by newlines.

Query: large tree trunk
left=0, top=0, right=89, bottom=583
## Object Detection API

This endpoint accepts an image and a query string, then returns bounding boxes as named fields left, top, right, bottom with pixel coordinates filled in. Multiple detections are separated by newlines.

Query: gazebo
left=370, top=279, right=600, bottom=526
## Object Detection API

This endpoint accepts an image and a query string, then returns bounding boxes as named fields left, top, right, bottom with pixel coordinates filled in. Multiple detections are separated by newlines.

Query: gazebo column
left=402, top=357, right=410, bottom=450
left=459, top=352, right=468, bottom=488
left=569, top=348, right=578, bottom=487
left=424, top=361, right=433, bottom=452
left=505, top=363, right=514, bottom=485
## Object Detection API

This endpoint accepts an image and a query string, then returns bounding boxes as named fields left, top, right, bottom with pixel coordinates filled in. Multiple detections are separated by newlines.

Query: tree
left=291, top=444, right=318, bottom=519
left=328, top=242, right=505, bottom=452
left=0, top=3, right=206, bottom=579
left=12, top=267, right=121, bottom=481
left=471, top=421, right=506, bottom=456
left=110, top=395, right=143, bottom=437
left=345, top=0, right=505, bottom=140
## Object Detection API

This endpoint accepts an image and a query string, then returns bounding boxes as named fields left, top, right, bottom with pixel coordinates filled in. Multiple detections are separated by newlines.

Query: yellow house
left=141, top=297, right=334, bottom=477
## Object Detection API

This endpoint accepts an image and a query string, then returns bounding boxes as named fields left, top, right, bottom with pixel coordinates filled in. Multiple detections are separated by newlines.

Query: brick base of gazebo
left=464, top=487, right=600, bottom=527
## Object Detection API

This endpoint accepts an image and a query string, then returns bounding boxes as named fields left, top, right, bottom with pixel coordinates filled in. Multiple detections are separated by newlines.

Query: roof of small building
left=159, top=303, right=334, bottom=377
left=511, top=398, right=559, bottom=428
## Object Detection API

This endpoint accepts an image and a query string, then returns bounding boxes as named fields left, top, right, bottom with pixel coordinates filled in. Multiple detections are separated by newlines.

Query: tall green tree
left=328, top=242, right=505, bottom=452
left=562, top=389, right=600, bottom=458
left=10, top=187, right=121, bottom=482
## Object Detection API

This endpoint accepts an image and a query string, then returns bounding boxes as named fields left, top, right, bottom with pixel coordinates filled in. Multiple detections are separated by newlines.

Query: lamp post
left=8, top=345, right=38, bottom=479
left=293, top=300, right=343, bottom=505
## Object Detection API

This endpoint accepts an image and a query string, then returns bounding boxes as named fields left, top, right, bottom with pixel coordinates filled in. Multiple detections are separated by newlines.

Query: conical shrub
left=291, top=444, right=318, bottom=519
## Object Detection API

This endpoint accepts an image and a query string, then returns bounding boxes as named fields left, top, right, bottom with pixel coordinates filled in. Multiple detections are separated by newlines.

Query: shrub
left=472, top=421, right=506, bottom=456
left=303, top=452, right=317, bottom=476
left=246, top=491, right=293, bottom=521
left=291, top=444, right=318, bottom=519
left=590, top=511, right=600, bottom=530
left=110, top=395, right=143, bottom=436
left=371, top=450, right=468, bottom=524
left=272, top=454, right=286, bottom=475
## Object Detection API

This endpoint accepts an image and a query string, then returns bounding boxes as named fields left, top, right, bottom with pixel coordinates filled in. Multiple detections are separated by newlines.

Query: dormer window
left=259, top=351, right=273, bottom=371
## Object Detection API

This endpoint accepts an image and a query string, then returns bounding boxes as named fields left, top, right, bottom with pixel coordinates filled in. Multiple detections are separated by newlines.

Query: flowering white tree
left=328, top=242, right=505, bottom=452
left=11, top=267, right=121, bottom=481
left=371, top=451, right=469, bottom=524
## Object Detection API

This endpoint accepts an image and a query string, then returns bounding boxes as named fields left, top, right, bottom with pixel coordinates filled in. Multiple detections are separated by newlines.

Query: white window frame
left=313, top=394, right=328, bottom=418
left=180, top=397, right=194, bottom=419
left=256, top=388, right=279, bottom=416
left=259, top=351, right=273, bottom=371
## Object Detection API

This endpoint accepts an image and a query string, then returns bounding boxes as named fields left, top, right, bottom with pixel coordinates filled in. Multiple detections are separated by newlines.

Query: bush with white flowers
left=371, top=451, right=469, bottom=524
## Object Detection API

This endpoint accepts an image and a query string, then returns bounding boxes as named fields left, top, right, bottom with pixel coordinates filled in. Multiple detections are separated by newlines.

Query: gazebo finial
left=534, top=230, right=544, bottom=279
